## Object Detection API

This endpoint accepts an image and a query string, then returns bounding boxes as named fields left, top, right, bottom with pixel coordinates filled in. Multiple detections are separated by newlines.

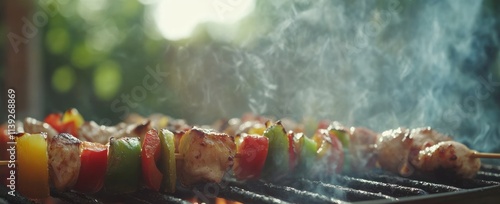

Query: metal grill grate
left=2, top=164, right=500, bottom=204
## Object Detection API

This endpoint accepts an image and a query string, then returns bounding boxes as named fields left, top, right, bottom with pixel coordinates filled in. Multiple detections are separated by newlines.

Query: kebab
left=221, top=115, right=500, bottom=179
left=2, top=110, right=499, bottom=199
left=1, top=118, right=345, bottom=200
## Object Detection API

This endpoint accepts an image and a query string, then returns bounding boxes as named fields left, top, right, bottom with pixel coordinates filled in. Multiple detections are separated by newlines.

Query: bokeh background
left=2, top=0, right=500, bottom=154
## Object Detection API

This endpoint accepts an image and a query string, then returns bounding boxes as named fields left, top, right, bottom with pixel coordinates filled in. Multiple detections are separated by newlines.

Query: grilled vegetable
left=248, top=123, right=266, bottom=135
left=293, top=133, right=317, bottom=176
left=141, top=129, right=162, bottom=191
left=44, top=108, right=85, bottom=137
left=104, top=137, right=141, bottom=194
left=233, top=134, right=269, bottom=180
left=16, top=133, right=50, bottom=199
left=262, top=121, right=289, bottom=180
left=73, top=141, right=108, bottom=193
left=328, top=121, right=349, bottom=147
left=327, top=122, right=350, bottom=172
left=48, top=133, right=81, bottom=191
left=314, top=129, right=344, bottom=174
left=159, top=129, right=176, bottom=193
left=288, top=131, right=298, bottom=172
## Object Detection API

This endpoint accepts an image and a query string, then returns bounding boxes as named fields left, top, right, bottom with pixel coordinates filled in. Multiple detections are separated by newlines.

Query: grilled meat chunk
left=411, top=141, right=481, bottom=178
left=376, top=127, right=479, bottom=178
left=78, top=121, right=151, bottom=144
left=349, top=127, right=378, bottom=172
left=178, top=127, right=236, bottom=186
left=48, top=133, right=81, bottom=190
left=23, top=117, right=58, bottom=140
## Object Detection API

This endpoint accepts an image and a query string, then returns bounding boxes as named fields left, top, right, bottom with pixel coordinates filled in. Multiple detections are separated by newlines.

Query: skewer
left=470, top=151, right=500, bottom=159
left=0, top=153, right=242, bottom=166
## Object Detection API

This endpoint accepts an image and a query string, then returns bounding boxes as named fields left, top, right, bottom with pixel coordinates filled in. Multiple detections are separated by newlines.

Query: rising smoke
left=164, top=0, right=500, bottom=153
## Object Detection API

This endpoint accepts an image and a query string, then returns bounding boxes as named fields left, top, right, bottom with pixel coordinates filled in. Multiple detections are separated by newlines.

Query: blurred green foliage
left=41, top=0, right=167, bottom=123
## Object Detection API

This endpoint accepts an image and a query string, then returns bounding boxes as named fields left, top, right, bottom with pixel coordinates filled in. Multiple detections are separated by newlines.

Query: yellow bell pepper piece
left=248, top=123, right=266, bottom=135
left=16, top=133, right=50, bottom=199
left=62, top=108, right=84, bottom=128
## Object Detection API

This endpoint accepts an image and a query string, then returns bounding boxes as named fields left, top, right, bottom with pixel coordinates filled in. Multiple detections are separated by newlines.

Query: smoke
left=164, top=0, right=500, bottom=153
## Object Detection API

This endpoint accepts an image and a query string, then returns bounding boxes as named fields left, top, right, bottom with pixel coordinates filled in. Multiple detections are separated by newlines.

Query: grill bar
left=50, top=189, right=102, bottom=204
left=335, top=175, right=427, bottom=197
left=237, top=180, right=343, bottom=204
left=218, top=186, right=288, bottom=204
left=264, top=182, right=342, bottom=204
left=475, top=171, right=500, bottom=183
left=130, top=189, right=191, bottom=204
left=418, top=176, right=500, bottom=189
left=480, top=164, right=500, bottom=174
left=363, top=173, right=461, bottom=193
left=286, top=178, right=397, bottom=202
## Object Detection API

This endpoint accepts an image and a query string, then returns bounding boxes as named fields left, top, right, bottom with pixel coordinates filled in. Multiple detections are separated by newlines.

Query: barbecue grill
left=2, top=163, right=499, bottom=204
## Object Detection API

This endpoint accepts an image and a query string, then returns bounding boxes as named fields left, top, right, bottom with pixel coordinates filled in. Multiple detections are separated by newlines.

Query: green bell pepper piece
left=104, top=137, right=141, bottom=194
left=294, top=133, right=317, bottom=177
left=159, top=129, right=176, bottom=193
left=342, top=149, right=351, bottom=173
left=262, top=121, right=289, bottom=180
left=328, top=121, right=350, bottom=147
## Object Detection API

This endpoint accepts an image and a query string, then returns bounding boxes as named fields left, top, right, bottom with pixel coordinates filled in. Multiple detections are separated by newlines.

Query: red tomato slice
left=287, top=131, right=298, bottom=172
left=73, top=142, right=108, bottom=193
left=233, top=134, right=269, bottom=180
left=141, top=129, right=162, bottom=191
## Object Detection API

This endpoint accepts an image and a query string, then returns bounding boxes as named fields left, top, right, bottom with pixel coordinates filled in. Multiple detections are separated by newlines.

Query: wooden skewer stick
left=470, top=151, right=500, bottom=159
left=0, top=153, right=242, bottom=165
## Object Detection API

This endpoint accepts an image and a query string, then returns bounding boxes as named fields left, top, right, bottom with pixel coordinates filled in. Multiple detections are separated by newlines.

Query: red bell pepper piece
left=141, top=129, right=162, bottom=191
left=44, top=113, right=64, bottom=133
left=73, top=141, right=108, bottom=193
left=314, top=129, right=344, bottom=174
left=287, top=131, right=298, bottom=172
left=233, top=134, right=269, bottom=180
left=44, top=108, right=84, bottom=137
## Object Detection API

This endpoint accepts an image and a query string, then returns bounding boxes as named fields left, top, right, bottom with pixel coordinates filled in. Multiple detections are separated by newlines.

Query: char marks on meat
left=48, top=133, right=81, bottom=190
left=178, top=127, right=236, bottom=186
left=376, top=127, right=480, bottom=178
